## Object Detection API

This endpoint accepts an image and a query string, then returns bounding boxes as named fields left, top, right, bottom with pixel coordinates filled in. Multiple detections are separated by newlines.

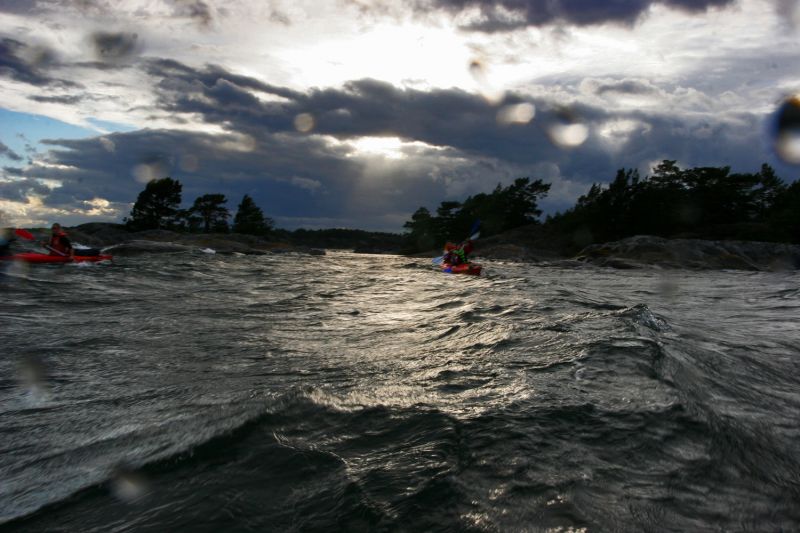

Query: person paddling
left=43, top=223, right=74, bottom=258
left=442, top=238, right=474, bottom=266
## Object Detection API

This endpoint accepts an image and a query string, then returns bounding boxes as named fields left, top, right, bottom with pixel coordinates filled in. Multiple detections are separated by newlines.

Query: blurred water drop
left=547, top=108, right=589, bottom=148
left=219, top=133, right=257, bottom=152
left=18, top=354, right=48, bottom=396
left=180, top=153, right=199, bottom=172
left=656, top=276, right=680, bottom=301
left=572, top=226, right=594, bottom=248
left=294, top=113, right=315, bottom=133
left=469, top=59, right=505, bottom=105
left=111, top=467, right=150, bottom=502
left=22, top=45, right=56, bottom=69
left=496, top=103, right=536, bottom=125
left=91, top=31, right=140, bottom=62
left=777, top=0, right=800, bottom=30
left=774, top=95, right=800, bottom=164
left=468, top=59, right=484, bottom=79
left=99, top=137, right=115, bottom=153
left=132, top=164, right=161, bottom=184
left=132, top=156, right=169, bottom=183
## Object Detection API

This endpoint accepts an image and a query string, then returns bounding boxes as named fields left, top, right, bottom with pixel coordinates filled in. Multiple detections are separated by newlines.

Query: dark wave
left=1, top=253, right=798, bottom=531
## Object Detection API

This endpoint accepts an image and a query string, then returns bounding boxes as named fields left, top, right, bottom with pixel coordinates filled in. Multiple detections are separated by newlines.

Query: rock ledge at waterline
left=52, top=224, right=326, bottom=256
left=569, top=235, right=800, bottom=271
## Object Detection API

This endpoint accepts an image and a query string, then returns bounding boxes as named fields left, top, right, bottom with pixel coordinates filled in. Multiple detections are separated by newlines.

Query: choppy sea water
left=1, top=251, right=798, bottom=532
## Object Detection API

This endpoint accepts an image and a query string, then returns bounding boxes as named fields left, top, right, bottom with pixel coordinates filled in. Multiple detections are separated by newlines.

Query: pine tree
left=127, top=177, right=182, bottom=230
left=233, top=194, right=273, bottom=235
left=190, top=193, right=230, bottom=233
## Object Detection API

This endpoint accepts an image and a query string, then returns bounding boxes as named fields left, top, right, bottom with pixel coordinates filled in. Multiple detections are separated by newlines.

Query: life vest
left=49, top=231, right=71, bottom=255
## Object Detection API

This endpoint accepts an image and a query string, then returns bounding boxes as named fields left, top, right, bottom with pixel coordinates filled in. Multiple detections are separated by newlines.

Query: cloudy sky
left=1, top=0, right=798, bottom=231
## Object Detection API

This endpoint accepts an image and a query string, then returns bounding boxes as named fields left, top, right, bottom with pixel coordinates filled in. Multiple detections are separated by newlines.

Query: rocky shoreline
left=17, top=223, right=800, bottom=271
left=473, top=234, right=800, bottom=271
left=22, top=223, right=327, bottom=256
left=572, top=235, right=800, bottom=271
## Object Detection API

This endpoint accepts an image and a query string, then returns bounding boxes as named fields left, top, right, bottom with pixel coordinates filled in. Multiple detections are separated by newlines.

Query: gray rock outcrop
left=576, top=235, right=800, bottom=271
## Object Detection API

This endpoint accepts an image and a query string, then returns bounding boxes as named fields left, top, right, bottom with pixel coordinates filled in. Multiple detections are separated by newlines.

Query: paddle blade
left=15, top=228, right=35, bottom=240
left=469, top=231, right=480, bottom=241
left=431, top=255, right=444, bottom=264
left=468, top=220, right=481, bottom=236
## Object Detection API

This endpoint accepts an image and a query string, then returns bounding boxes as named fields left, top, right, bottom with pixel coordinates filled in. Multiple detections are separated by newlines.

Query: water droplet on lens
left=774, top=95, right=800, bottom=164
left=468, top=58, right=504, bottom=104
left=496, top=102, right=536, bottom=125
left=656, top=276, right=679, bottom=301
left=547, top=108, right=588, bottom=148
left=18, top=354, right=47, bottom=396
left=132, top=164, right=158, bottom=183
left=180, top=153, right=199, bottom=172
left=294, top=113, right=315, bottom=133
left=91, top=31, right=140, bottom=62
left=572, top=226, right=594, bottom=248
left=99, top=137, right=115, bottom=153
left=132, top=156, right=169, bottom=183
left=111, top=467, right=149, bottom=502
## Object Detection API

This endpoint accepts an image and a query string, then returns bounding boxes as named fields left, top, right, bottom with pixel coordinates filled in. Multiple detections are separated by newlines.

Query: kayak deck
left=1, top=252, right=113, bottom=264
left=441, top=262, right=482, bottom=275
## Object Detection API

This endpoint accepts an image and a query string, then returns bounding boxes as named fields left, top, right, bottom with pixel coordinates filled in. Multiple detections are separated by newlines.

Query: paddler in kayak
left=442, top=238, right=474, bottom=266
left=42, top=223, right=74, bottom=258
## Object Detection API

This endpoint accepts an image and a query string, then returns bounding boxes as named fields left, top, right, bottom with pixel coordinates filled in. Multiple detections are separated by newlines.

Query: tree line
left=126, top=162, right=800, bottom=248
left=125, top=177, right=274, bottom=235
left=402, top=161, right=800, bottom=252
left=403, top=177, right=551, bottom=251
left=546, top=160, right=800, bottom=248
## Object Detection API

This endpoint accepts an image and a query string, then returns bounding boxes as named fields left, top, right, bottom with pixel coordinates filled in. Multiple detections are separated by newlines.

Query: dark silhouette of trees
left=190, top=193, right=230, bottom=233
left=233, top=194, right=274, bottom=236
left=545, top=161, right=798, bottom=250
left=403, top=207, right=437, bottom=252
left=126, top=177, right=182, bottom=230
left=403, top=177, right=551, bottom=251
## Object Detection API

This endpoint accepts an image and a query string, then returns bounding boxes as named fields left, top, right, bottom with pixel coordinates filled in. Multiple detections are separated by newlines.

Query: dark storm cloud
left=0, top=177, right=52, bottom=201
left=9, top=59, right=781, bottom=229
left=0, top=141, right=23, bottom=162
left=592, top=79, right=660, bottom=96
left=29, top=94, right=84, bottom=104
left=28, top=128, right=358, bottom=216
left=0, top=0, right=45, bottom=14
left=91, top=31, right=140, bottom=62
left=0, top=37, right=72, bottom=87
left=170, top=0, right=214, bottom=28
left=144, top=60, right=604, bottom=167
left=419, top=0, right=735, bottom=31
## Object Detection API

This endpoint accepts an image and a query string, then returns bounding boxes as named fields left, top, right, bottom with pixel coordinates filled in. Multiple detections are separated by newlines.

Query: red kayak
left=442, top=262, right=482, bottom=275
left=1, top=252, right=113, bottom=264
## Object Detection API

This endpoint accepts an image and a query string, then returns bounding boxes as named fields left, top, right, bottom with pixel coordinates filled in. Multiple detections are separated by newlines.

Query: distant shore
left=15, top=223, right=800, bottom=271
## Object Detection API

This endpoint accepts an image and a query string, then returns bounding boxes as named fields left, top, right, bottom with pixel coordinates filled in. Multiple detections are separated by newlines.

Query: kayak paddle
left=14, top=228, right=35, bottom=240
left=14, top=228, right=67, bottom=256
